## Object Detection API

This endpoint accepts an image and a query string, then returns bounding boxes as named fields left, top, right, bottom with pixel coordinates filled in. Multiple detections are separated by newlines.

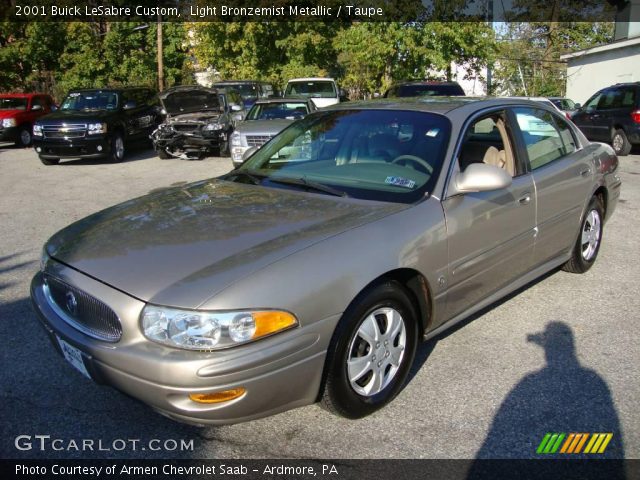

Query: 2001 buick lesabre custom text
left=31, top=98, right=620, bottom=425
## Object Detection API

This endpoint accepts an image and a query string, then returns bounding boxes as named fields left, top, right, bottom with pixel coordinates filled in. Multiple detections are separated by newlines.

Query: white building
left=560, top=2, right=640, bottom=105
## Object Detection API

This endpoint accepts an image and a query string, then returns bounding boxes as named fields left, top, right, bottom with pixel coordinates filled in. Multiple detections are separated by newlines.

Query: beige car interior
left=459, top=115, right=516, bottom=177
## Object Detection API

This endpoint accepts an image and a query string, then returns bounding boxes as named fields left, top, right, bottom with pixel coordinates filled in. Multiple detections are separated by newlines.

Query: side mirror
left=31, top=104, right=43, bottom=111
left=51, top=105, right=58, bottom=111
left=123, top=101, right=137, bottom=110
left=232, top=112, right=244, bottom=122
left=242, top=146, right=258, bottom=161
left=574, top=103, right=581, bottom=109
left=339, top=89, right=348, bottom=101
left=449, top=163, right=512, bottom=196
left=231, top=104, right=243, bottom=112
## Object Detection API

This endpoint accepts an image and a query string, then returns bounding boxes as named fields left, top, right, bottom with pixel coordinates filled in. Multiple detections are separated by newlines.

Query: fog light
left=97, top=145, right=103, bottom=152
left=189, top=388, right=246, bottom=404
left=36, top=147, right=42, bottom=152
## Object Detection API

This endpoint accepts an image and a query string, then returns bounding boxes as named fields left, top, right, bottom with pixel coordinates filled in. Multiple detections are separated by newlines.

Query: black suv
left=33, top=87, right=160, bottom=165
left=383, top=81, right=465, bottom=98
left=571, top=82, right=640, bottom=156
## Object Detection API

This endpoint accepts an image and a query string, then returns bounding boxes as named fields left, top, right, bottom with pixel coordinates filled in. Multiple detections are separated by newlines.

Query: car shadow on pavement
left=465, top=321, right=626, bottom=478
left=56, top=143, right=158, bottom=166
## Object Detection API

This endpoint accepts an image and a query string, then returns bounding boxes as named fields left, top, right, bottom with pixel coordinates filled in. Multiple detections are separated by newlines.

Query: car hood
left=237, top=119, right=293, bottom=135
left=0, top=109, right=25, bottom=119
left=36, top=110, right=115, bottom=124
left=159, top=86, right=221, bottom=116
left=46, top=179, right=405, bottom=308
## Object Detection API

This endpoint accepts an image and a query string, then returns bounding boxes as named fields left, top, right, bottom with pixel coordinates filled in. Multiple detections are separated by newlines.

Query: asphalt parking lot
left=0, top=144, right=639, bottom=460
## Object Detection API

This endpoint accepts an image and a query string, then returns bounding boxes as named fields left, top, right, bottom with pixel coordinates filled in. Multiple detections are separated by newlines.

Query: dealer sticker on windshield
left=385, top=176, right=416, bottom=189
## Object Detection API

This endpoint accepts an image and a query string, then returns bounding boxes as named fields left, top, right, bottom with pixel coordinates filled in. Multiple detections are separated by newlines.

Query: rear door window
left=513, top=108, right=572, bottom=170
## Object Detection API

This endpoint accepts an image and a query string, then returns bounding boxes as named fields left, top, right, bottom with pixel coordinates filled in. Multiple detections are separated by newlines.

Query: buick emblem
left=65, top=291, right=78, bottom=316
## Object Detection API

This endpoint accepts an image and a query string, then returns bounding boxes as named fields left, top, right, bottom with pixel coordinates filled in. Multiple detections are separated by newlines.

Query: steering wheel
left=391, top=155, right=433, bottom=174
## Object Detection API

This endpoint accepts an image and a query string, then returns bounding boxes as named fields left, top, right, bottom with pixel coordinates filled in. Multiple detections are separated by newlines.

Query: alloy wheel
left=581, top=209, right=601, bottom=261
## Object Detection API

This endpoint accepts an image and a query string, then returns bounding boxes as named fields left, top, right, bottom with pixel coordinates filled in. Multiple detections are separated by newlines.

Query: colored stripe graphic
left=538, top=433, right=613, bottom=454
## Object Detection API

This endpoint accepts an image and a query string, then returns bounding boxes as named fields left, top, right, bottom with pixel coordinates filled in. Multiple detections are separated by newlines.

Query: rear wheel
left=39, top=157, right=60, bottom=166
left=611, top=129, right=632, bottom=156
left=16, top=126, right=32, bottom=147
left=156, top=148, right=171, bottom=159
left=320, top=281, right=418, bottom=419
left=108, top=132, right=125, bottom=163
left=563, top=196, right=604, bottom=273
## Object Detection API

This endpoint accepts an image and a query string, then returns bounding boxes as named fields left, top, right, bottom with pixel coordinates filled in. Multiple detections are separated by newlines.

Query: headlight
left=141, top=306, right=297, bottom=350
left=2, top=118, right=17, bottom=128
left=87, top=122, right=107, bottom=135
left=204, top=123, right=223, bottom=131
left=231, top=131, right=242, bottom=146
left=33, top=124, right=43, bottom=136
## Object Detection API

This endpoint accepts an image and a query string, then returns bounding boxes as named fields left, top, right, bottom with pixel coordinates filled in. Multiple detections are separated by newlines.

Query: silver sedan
left=31, top=98, right=620, bottom=425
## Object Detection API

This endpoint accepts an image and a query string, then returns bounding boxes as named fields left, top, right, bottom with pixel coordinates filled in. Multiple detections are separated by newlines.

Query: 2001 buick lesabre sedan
left=31, top=98, right=620, bottom=425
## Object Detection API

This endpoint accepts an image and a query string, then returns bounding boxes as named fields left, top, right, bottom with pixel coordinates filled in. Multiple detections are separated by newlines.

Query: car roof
left=392, top=81, right=462, bottom=86
left=253, top=97, right=311, bottom=104
left=214, top=80, right=269, bottom=85
left=323, top=97, right=561, bottom=115
left=287, top=78, right=336, bottom=82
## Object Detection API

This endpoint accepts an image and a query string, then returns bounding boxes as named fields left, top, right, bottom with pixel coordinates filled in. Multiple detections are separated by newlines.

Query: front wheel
left=562, top=196, right=604, bottom=273
left=16, top=126, right=32, bottom=147
left=108, top=132, right=125, bottom=163
left=320, top=281, right=418, bottom=419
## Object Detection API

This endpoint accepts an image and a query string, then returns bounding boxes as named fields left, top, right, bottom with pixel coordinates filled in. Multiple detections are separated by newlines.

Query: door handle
left=580, top=168, right=592, bottom=177
left=518, top=194, right=531, bottom=205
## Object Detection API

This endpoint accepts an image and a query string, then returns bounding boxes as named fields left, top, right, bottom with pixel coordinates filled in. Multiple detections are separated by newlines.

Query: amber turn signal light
left=189, top=388, right=246, bottom=404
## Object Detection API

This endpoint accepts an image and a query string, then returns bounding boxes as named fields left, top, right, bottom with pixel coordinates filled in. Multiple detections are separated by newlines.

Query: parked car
left=31, top=98, right=620, bottom=425
left=0, top=93, right=55, bottom=147
left=213, top=80, right=278, bottom=109
left=151, top=86, right=244, bottom=159
left=383, top=81, right=466, bottom=98
left=548, top=96, right=580, bottom=118
left=571, top=82, right=640, bottom=156
left=33, top=87, right=160, bottom=165
left=230, top=97, right=316, bottom=165
left=284, top=78, right=345, bottom=108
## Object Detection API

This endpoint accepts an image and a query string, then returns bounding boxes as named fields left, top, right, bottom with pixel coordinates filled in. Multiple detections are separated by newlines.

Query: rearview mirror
left=449, top=163, right=512, bottom=196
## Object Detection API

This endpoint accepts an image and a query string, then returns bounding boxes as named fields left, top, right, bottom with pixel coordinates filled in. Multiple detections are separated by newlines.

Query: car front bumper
left=30, top=266, right=331, bottom=425
left=0, top=126, right=19, bottom=142
left=33, top=136, right=111, bottom=159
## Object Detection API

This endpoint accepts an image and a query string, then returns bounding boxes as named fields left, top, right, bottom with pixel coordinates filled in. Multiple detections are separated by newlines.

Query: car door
left=572, top=92, right=601, bottom=140
left=123, top=89, right=155, bottom=139
left=442, top=110, right=536, bottom=319
left=511, top=107, right=594, bottom=265
left=591, top=88, right=624, bottom=142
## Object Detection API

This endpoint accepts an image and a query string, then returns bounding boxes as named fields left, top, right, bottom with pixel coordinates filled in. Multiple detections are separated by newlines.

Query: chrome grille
left=44, top=274, right=122, bottom=342
left=246, top=135, right=273, bottom=147
left=43, top=124, right=86, bottom=139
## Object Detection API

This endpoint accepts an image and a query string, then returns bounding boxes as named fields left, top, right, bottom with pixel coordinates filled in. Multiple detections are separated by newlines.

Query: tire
left=156, top=148, right=171, bottom=159
left=320, top=281, right=418, bottom=419
left=39, top=156, right=60, bottom=166
left=562, top=196, right=605, bottom=273
left=108, top=132, right=125, bottom=163
left=611, top=129, right=632, bottom=156
left=16, top=126, right=32, bottom=147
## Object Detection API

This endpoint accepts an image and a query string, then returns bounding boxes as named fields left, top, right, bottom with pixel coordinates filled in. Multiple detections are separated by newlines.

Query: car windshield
left=388, top=84, right=465, bottom=97
left=246, top=102, right=309, bottom=121
left=285, top=81, right=337, bottom=98
left=0, top=97, right=28, bottom=110
left=234, top=109, right=451, bottom=204
left=61, top=91, right=119, bottom=111
left=216, top=83, right=259, bottom=100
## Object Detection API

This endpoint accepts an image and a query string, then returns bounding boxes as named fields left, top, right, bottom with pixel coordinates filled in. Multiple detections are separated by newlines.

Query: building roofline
left=560, top=36, right=640, bottom=60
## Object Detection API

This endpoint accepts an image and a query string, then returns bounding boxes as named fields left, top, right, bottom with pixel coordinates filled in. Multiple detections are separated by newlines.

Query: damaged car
left=151, top=86, right=243, bottom=159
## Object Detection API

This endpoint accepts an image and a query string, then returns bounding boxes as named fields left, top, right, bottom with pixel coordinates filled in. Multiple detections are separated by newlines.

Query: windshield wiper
left=268, top=176, right=348, bottom=198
